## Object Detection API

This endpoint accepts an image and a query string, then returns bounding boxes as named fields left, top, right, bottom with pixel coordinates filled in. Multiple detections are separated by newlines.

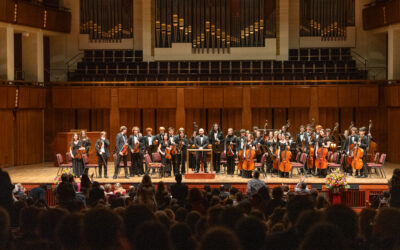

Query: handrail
left=66, top=52, right=84, bottom=74
left=351, top=50, right=368, bottom=71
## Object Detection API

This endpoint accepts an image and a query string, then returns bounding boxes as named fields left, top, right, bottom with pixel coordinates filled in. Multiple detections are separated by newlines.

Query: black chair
left=221, top=61, right=230, bottom=74
left=252, top=61, right=261, bottom=74
left=347, top=60, right=357, bottom=72
left=87, top=63, right=96, bottom=75
left=128, top=62, right=138, bottom=75
left=273, top=61, right=282, bottom=73
left=341, top=48, right=352, bottom=61
left=241, top=61, right=251, bottom=74
left=83, top=50, right=93, bottom=62
left=97, top=63, right=106, bottom=74
left=114, top=50, right=123, bottom=62
left=331, top=48, right=340, bottom=61
left=304, top=61, right=314, bottom=73
left=94, top=50, right=103, bottom=62
left=315, top=61, right=324, bottom=73
left=321, top=48, right=329, bottom=61
left=283, top=61, right=293, bottom=73
left=325, top=61, right=335, bottom=73
left=310, top=48, right=319, bottom=61
left=138, top=62, right=148, bottom=75
left=104, top=50, right=113, bottom=62
left=159, top=62, right=168, bottom=74
left=107, top=63, right=117, bottom=75
left=135, top=50, right=143, bottom=61
left=149, top=62, right=158, bottom=74
left=336, top=61, right=346, bottom=73
left=190, top=62, right=199, bottom=74
left=76, top=62, right=86, bottom=74
left=118, top=62, right=128, bottom=75
left=294, top=61, right=304, bottom=73
left=262, top=60, right=272, bottom=74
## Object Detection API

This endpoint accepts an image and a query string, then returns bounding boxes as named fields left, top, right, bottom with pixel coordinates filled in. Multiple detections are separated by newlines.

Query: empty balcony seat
left=300, top=48, right=309, bottom=61
left=128, top=62, right=137, bottom=75
left=124, top=50, right=134, bottom=62
left=170, top=62, right=179, bottom=74
left=190, top=62, right=199, bottom=74
left=94, top=50, right=103, bottom=62
left=325, top=61, right=335, bottom=73
left=294, top=61, right=304, bottom=73
left=149, top=62, right=158, bottom=74
left=242, top=61, right=251, bottom=74
left=305, top=61, right=314, bottom=73
left=107, top=63, right=117, bottom=74
left=231, top=61, right=241, bottom=74
left=283, top=61, right=293, bottom=73
left=97, top=63, right=106, bottom=74
left=135, top=50, right=143, bottom=61
left=252, top=61, right=261, bottom=74
left=180, top=62, right=189, bottom=74
left=273, top=61, right=282, bottom=73
left=321, top=48, right=329, bottom=61
left=310, top=48, right=319, bottom=61
left=336, top=61, right=346, bottom=73
left=221, top=61, right=230, bottom=74
left=87, top=63, right=96, bottom=75
left=331, top=48, right=340, bottom=61
left=200, top=61, right=210, bottom=74
left=159, top=62, right=168, bottom=75
left=114, top=50, right=123, bottom=62
left=289, top=49, right=299, bottom=61
left=104, top=50, right=113, bottom=62
left=211, top=61, right=220, bottom=74
left=262, top=61, right=272, bottom=74
left=118, top=62, right=128, bottom=74
left=138, top=62, right=148, bottom=75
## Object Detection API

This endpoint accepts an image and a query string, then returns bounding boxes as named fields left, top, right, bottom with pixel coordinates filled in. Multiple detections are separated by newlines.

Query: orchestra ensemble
left=67, top=119, right=377, bottom=180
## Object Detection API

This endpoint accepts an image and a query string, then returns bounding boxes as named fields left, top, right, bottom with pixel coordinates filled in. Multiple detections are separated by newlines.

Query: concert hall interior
left=1, top=0, right=400, bottom=249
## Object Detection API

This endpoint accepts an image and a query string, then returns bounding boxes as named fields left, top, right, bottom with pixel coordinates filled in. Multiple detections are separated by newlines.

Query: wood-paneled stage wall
left=2, top=84, right=400, bottom=166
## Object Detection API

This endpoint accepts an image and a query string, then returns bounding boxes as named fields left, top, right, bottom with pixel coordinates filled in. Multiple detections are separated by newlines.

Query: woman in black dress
left=158, top=133, right=171, bottom=177
left=69, top=133, right=85, bottom=177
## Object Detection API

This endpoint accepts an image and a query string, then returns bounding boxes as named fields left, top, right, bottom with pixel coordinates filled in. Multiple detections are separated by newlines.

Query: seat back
left=327, top=151, right=333, bottom=161
left=379, top=154, right=386, bottom=165
left=339, top=154, right=345, bottom=164
left=300, top=153, right=307, bottom=164
left=113, top=153, right=118, bottom=161
left=332, top=152, right=339, bottom=163
left=65, top=152, right=73, bottom=163
left=152, top=152, right=162, bottom=162
left=373, top=152, right=380, bottom=163
left=82, top=154, right=89, bottom=164
left=261, top=153, right=267, bottom=164
left=296, top=152, right=301, bottom=162
left=56, top=154, right=63, bottom=166
left=220, top=152, right=226, bottom=160
left=144, top=154, right=151, bottom=166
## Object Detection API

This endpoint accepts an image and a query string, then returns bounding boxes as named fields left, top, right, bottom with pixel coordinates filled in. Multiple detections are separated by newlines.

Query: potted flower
left=325, top=169, right=350, bottom=204
left=54, top=169, right=75, bottom=184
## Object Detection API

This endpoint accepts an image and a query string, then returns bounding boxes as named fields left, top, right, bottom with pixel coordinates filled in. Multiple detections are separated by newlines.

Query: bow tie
left=200, top=136, right=203, bottom=137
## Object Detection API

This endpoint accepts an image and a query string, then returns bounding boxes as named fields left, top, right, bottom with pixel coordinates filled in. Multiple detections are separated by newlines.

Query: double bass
left=279, top=142, right=292, bottom=173
left=366, top=120, right=377, bottom=162
left=242, top=142, right=255, bottom=172
left=307, top=118, right=316, bottom=170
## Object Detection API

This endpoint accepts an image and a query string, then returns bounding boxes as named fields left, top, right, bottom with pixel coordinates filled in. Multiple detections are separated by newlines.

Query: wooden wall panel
left=222, top=109, right=242, bottom=132
left=157, top=109, right=176, bottom=130
left=318, top=87, right=338, bottom=107
left=91, top=88, right=111, bottom=108
left=143, top=109, right=156, bottom=131
left=91, top=109, right=110, bottom=134
left=223, top=88, right=243, bottom=108
left=71, top=88, right=91, bottom=108
left=77, top=110, right=90, bottom=130
left=288, top=108, right=309, bottom=133
left=184, top=88, right=204, bottom=108
left=250, top=87, right=270, bottom=107
left=0, top=110, right=14, bottom=166
left=319, top=108, right=339, bottom=129
left=358, top=86, right=379, bottom=107
left=388, top=108, right=400, bottom=162
left=384, top=86, right=400, bottom=107
left=119, top=109, right=141, bottom=132
left=338, top=86, right=359, bottom=107
left=273, top=108, right=287, bottom=130
left=19, top=87, right=46, bottom=109
left=252, top=108, right=273, bottom=130
left=157, top=88, right=177, bottom=108
left=185, top=109, right=206, bottom=135
left=208, top=109, right=222, bottom=130
left=137, top=89, right=157, bottom=108
left=16, top=110, right=43, bottom=165
left=204, top=88, right=223, bottom=108
left=52, top=88, right=72, bottom=108
left=118, top=88, right=138, bottom=108
left=291, top=88, right=311, bottom=107
left=340, top=108, right=354, bottom=132
left=0, top=86, right=16, bottom=109
left=270, top=87, right=291, bottom=107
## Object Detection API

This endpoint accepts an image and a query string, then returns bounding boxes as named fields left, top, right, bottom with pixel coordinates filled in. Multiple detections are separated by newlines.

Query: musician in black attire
left=254, top=130, right=264, bottom=163
left=209, top=123, right=224, bottom=174
left=94, top=131, right=110, bottom=178
left=224, top=128, right=237, bottom=176
left=80, top=130, right=92, bottom=155
left=237, top=129, right=247, bottom=177
left=113, top=126, right=129, bottom=179
left=195, top=128, right=209, bottom=173
left=296, top=125, right=308, bottom=153
left=177, top=131, right=188, bottom=175
left=347, top=127, right=359, bottom=174
left=69, top=133, right=84, bottom=177
left=128, top=126, right=144, bottom=177
left=156, top=126, right=166, bottom=144
left=144, top=128, right=156, bottom=156
left=188, top=131, right=197, bottom=170
left=358, top=127, right=369, bottom=178
left=340, top=129, right=350, bottom=173
left=168, top=127, right=179, bottom=175
left=312, top=125, right=322, bottom=175
left=264, top=131, right=275, bottom=173
left=158, top=133, right=171, bottom=177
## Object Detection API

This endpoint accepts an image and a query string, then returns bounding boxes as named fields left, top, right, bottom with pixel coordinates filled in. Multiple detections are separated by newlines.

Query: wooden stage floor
left=3, top=162, right=396, bottom=185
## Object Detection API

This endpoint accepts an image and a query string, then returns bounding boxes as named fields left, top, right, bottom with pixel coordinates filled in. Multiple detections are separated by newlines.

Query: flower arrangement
left=325, top=168, right=350, bottom=191
left=54, top=169, right=75, bottom=184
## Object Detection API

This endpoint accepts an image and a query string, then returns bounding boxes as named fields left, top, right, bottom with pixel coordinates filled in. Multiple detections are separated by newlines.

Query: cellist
left=278, top=134, right=292, bottom=178
left=237, top=129, right=247, bottom=177
left=315, top=129, right=330, bottom=178
left=346, top=127, right=359, bottom=173
left=224, top=128, right=237, bottom=176
left=357, top=127, right=369, bottom=178
left=242, top=134, right=256, bottom=178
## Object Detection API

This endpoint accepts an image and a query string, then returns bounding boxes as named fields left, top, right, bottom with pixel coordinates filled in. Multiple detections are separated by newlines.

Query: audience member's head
left=359, top=208, right=376, bottom=242
left=286, top=195, right=314, bottom=226
left=175, top=174, right=182, bottom=184
left=325, top=205, right=358, bottom=246
left=295, top=210, right=323, bottom=239
left=38, top=208, right=68, bottom=241
left=56, top=213, right=83, bottom=249
left=124, top=205, right=155, bottom=245
left=170, top=222, right=196, bottom=250
left=219, top=206, right=245, bottom=230
left=372, top=207, right=400, bottom=249
left=272, top=186, right=284, bottom=200
left=0, top=207, right=10, bottom=249
left=185, top=210, right=201, bottom=233
left=300, top=222, right=346, bottom=250
left=199, top=227, right=241, bottom=250
left=235, top=216, right=266, bottom=250
left=133, top=221, right=171, bottom=250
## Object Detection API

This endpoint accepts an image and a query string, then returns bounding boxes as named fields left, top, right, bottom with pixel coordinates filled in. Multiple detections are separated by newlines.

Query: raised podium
left=52, top=131, right=102, bottom=166
left=184, top=148, right=215, bottom=179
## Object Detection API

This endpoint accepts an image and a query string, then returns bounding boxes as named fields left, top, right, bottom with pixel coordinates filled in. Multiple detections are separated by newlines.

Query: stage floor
left=2, top=162, right=396, bottom=185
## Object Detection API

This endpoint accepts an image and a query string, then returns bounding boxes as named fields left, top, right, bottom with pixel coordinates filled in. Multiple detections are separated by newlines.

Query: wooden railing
left=0, top=0, right=71, bottom=33
left=363, top=0, right=400, bottom=30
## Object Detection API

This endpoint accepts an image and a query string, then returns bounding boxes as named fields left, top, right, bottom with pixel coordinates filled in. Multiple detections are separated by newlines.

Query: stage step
left=184, top=173, right=216, bottom=179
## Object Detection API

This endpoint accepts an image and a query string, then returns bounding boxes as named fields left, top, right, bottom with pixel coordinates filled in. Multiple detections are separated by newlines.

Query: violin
left=121, top=144, right=129, bottom=156
left=242, top=143, right=255, bottom=171
left=165, top=145, right=172, bottom=160
left=171, top=144, right=178, bottom=155
left=256, top=140, right=263, bottom=155
left=279, top=143, right=292, bottom=173
left=227, top=143, right=235, bottom=157
left=351, top=139, right=364, bottom=170
left=133, top=141, right=140, bottom=153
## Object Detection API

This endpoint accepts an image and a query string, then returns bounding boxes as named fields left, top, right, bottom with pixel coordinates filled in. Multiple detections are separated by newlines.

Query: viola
left=256, top=142, right=262, bottom=155
left=279, top=144, right=292, bottom=173
left=351, top=141, right=364, bottom=170
left=347, top=143, right=355, bottom=166
left=315, top=147, right=328, bottom=170
left=242, top=144, right=255, bottom=171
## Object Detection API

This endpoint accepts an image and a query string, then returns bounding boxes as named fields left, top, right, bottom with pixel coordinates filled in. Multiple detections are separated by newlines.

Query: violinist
left=237, top=129, right=247, bottom=177
left=254, top=130, right=264, bottom=163
left=80, top=130, right=91, bottom=155
left=296, top=125, right=308, bottom=153
left=281, top=125, right=291, bottom=139
left=194, top=128, right=209, bottom=173
left=188, top=130, right=197, bottom=170
left=144, top=128, right=156, bottom=157
left=177, top=131, right=188, bottom=175
left=158, top=133, right=172, bottom=177
left=264, top=131, right=275, bottom=173
left=128, top=126, right=144, bottom=177
left=178, top=127, right=186, bottom=138
left=156, top=126, right=166, bottom=144
left=278, top=134, right=291, bottom=178
left=224, top=128, right=237, bottom=176
left=209, top=123, right=224, bottom=174
left=252, top=126, right=259, bottom=138
left=70, top=133, right=84, bottom=177
left=168, top=127, right=179, bottom=175
left=95, top=131, right=110, bottom=178
left=325, top=128, right=332, bottom=142
left=113, top=126, right=129, bottom=179
left=357, top=127, right=369, bottom=178
left=340, top=129, right=350, bottom=173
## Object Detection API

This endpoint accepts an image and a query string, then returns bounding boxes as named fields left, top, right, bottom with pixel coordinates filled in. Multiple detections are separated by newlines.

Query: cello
left=315, top=135, right=328, bottom=170
left=351, top=139, right=364, bottom=171
left=242, top=141, right=255, bottom=173
left=279, top=141, right=292, bottom=175
left=366, top=120, right=377, bottom=162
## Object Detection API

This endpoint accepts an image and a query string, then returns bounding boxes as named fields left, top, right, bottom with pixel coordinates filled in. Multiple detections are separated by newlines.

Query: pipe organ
left=155, top=0, right=276, bottom=53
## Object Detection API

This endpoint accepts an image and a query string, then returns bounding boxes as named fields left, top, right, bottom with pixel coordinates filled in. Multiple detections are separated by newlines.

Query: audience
left=246, top=171, right=267, bottom=195
left=0, top=169, right=399, bottom=250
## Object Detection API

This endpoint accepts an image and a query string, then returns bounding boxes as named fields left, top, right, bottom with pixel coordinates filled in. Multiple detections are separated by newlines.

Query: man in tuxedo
left=209, top=123, right=224, bottom=174
left=195, top=128, right=209, bottom=173
left=144, top=128, right=156, bottom=157
left=128, top=126, right=145, bottom=177
left=113, top=126, right=129, bottom=179
left=95, top=131, right=110, bottom=178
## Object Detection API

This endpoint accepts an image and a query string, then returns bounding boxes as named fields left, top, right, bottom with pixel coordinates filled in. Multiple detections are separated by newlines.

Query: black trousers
left=161, top=155, right=171, bottom=176
left=97, top=155, right=108, bottom=177
left=114, top=154, right=128, bottom=177
left=213, top=151, right=221, bottom=173
left=196, top=151, right=208, bottom=172
left=131, top=153, right=143, bottom=176
left=227, top=155, right=235, bottom=175
left=171, top=154, right=178, bottom=175
left=177, top=152, right=186, bottom=174
left=189, top=153, right=196, bottom=169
